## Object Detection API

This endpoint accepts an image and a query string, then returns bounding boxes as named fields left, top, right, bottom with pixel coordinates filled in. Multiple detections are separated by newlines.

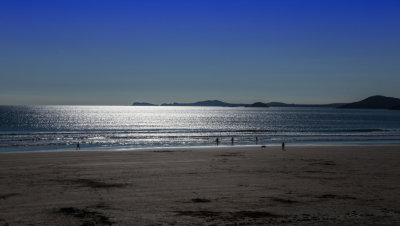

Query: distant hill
left=339, top=95, right=400, bottom=109
left=267, top=102, right=345, bottom=108
left=250, top=102, right=269, bottom=107
left=132, top=100, right=345, bottom=108
left=161, top=100, right=268, bottom=107
left=132, top=100, right=268, bottom=107
left=161, top=100, right=236, bottom=107
left=132, top=102, right=156, bottom=106
left=132, top=96, right=400, bottom=109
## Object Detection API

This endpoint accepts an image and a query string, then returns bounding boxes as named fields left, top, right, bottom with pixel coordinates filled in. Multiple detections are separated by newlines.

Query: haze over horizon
left=1, top=0, right=400, bottom=105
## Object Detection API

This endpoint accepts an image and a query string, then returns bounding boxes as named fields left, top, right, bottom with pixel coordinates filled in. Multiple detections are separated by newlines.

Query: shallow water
left=1, top=105, right=400, bottom=152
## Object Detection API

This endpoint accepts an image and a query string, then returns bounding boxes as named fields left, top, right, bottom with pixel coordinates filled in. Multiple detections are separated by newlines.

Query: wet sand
left=1, top=145, right=400, bottom=225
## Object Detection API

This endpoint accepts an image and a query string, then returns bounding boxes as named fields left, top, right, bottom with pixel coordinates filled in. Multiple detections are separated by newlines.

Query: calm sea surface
left=1, top=105, right=400, bottom=152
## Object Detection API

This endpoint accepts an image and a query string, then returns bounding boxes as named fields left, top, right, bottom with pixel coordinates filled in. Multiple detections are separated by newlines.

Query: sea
left=1, top=105, right=400, bottom=152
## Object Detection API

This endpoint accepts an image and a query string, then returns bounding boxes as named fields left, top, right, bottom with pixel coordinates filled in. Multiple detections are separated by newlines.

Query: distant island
left=132, top=95, right=400, bottom=110
left=132, top=100, right=343, bottom=108
left=339, top=95, right=400, bottom=109
left=266, top=102, right=345, bottom=108
left=161, top=100, right=269, bottom=107
left=131, top=102, right=157, bottom=106
left=133, top=100, right=269, bottom=107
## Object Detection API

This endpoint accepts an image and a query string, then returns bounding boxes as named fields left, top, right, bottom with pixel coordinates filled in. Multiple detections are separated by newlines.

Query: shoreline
left=1, top=145, right=400, bottom=225
left=2, top=141, right=400, bottom=154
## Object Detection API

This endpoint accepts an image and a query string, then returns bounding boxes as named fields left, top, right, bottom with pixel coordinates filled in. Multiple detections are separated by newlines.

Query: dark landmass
left=132, top=95, right=400, bottom=109
left=133, top=100, right=339, bottom=108
left=161, top=100, right=247, bottom=107
left=132, top=102, right=156, bottom=106
left=267, top=102, right=345, bottom=108
left=148, top=100, right=342, bottom=108
left=160, top=100, right=269, bottom=107
left=339, top=95, right=400, bottom=109
left=250, top=102, right=269, bottom=107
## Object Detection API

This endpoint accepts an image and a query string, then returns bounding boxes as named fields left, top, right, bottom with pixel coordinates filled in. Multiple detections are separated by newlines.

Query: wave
left=2, top=106, right=400, bottom=151
left=1, top=131, right=400, bottom=149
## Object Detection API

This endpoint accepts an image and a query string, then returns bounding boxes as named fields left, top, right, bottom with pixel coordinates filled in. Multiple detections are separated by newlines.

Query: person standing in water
left=282, top=142, right=285, bottom=151
left=231, top=137, right=234, bottom=145
left=256, top=137, right=258, bottom=144
left=216, top=138, right=220, bottom=146
left=76, top=142, right=80, bottom=150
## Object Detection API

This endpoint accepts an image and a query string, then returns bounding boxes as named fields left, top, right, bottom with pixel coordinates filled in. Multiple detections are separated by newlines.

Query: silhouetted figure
left=282, top=142, right=285, bottom=151
left=76, top=142, right=80, bottom=150
left=216, top=138, right=220, bottom=146
left=256, top=137, right=258, bottom=144
left=231, top=137, right=234, bottom=145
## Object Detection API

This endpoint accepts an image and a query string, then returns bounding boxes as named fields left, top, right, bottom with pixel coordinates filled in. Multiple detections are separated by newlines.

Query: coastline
left=1, top=145, right=400, bottom=225
left=2, top=140, right=400, bottom=153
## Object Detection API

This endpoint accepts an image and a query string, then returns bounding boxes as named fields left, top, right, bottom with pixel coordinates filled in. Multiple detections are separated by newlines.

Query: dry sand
left=1, top=145, right=400, bottom=225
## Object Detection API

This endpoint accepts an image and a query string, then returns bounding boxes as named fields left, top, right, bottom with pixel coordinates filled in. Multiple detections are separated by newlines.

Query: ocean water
left=1, top=105, right=400, bottom=152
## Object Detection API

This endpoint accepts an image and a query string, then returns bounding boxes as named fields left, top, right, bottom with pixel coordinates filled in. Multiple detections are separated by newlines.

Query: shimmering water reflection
left=1, top=106, right=400, bottom=152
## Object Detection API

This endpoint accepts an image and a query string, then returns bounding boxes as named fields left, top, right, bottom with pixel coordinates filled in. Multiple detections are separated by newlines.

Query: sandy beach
left=1, top=145, right=400, bottom=225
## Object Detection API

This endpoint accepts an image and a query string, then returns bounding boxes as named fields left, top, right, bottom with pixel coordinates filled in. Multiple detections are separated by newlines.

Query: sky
left=1, top=0, right=400, bottom=105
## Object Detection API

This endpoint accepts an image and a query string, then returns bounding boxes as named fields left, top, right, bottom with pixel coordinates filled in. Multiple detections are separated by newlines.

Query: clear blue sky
left=1, top=0, right=399, bottom=105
